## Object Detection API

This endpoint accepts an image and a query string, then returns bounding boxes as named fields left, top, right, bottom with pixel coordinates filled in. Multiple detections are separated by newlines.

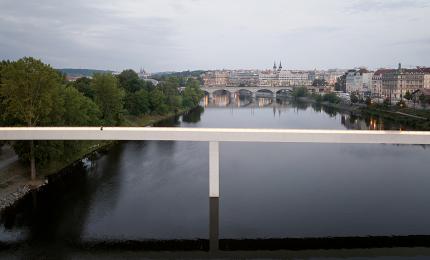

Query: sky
left=0, top=0, right=429, bottom=72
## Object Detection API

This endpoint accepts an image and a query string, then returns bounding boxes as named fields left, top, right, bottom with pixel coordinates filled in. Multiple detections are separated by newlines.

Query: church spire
left=278, top=61, right=282, bottom=71
left=273, top=61, right=277, bottom=71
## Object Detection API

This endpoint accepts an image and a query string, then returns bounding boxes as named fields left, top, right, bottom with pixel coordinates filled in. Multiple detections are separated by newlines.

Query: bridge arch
left=276, top=88, right=293, bottom=96
left=255, top=89, right=275, bottom=96
left=237, top=89, right=253, bottom=96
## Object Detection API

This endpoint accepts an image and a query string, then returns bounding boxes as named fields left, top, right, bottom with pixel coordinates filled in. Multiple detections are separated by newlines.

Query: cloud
left=348, top=0, right=429, bottom=13
left=392, top=37, right=430, bottom=47
left=0, top=0, right=429, bottom=71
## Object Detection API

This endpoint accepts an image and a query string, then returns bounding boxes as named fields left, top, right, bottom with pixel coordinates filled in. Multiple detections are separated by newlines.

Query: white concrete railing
left=1, top=127, right=430, bottom=198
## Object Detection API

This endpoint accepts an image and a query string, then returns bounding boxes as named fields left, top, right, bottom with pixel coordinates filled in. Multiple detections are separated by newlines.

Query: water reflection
left=203, top=93, right=407, bottom=131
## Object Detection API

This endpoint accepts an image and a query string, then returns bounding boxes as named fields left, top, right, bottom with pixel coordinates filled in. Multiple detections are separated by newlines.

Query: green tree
left=323, top=93, right=341, bottom=104
left=117, top=69, right=143, bottom=93
left=72, top=77, right=94, bottom=99
left=183, top=78, right=204, bottom=108
left=383, top=98, right=390, bottom=107
left=350, top=92, right=359, bottom=104
left=313, top=94, right=323, bottom=104
left=125, top=89, right=150, bottom=116
left=61, top=86, right=101, bottom=126
left=335, top=74, right=346, bottom=92
left=0, top=57, right=62, bottom=179
left=365, top=96, right=372, bottom=107
left=150, top=88, right=168, bottom=115
left=292, top=87, right=308, bottom=98
left=312, top=79, right=327, bottom=87
left=419, top=94, right=428, bottom=108
left=91, top=73, right=125, bottom=126
left=404, top=90, right=412, bottom=101
left=160, top=77, right=182, bottom=111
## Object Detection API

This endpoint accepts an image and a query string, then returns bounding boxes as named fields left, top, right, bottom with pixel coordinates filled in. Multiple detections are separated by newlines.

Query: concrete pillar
left=209, top=197, right=219, bottom=252
left=209, top=141, right=219, bottom=198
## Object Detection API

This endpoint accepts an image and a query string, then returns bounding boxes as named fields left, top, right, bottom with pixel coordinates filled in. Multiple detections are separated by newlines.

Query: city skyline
left=1, top=0, right=430, bottom=72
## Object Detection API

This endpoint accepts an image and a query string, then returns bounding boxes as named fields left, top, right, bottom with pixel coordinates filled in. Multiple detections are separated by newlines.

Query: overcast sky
left=0, top=0, right=429, bottom=72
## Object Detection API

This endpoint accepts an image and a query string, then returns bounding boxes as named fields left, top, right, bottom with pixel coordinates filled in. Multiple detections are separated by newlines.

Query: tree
left=72, top=77, right=94, bottom=99
left=61, top=86, right=101, bottom=126
left=313, top=94, right=323, bottom=103
left=160, top=77, right=182, bottom=111
left=396, top=100, right=406, bottom=108
left=312, top=79, right=327, bottom=87
left=292, top=87, right=308, bottom=98
left=350, top=92, right=359, bottom=104
left=419, top=94, right=428, bottom=108
left=125, top=89, right=150, bottom=116
left=0, top=60, right=11, bottom=148
left=383, top=98, right=390, bottom=107
left=91, top=73, right=125, bottom=126
left=117, top=69, right=143, bottom=93
left=183, top=78, right=204, bottom=108
left=365, top=96, right=372, bottom=107
left=0, top=57, right=62, bottom=179
left=150, top=88, right=168, bottom=115
left=323, top=93, right=340, bottom=104
left=404, top=90, right=412, bottom=101
left=335, top=74, right=346, bottom=92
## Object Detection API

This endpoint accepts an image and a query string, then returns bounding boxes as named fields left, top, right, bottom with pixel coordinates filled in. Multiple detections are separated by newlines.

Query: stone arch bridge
left=201, top=86, right=294, bottom=98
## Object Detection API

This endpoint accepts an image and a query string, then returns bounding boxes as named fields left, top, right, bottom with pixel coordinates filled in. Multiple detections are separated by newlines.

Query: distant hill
left=57, top=68, right=114, bottom=77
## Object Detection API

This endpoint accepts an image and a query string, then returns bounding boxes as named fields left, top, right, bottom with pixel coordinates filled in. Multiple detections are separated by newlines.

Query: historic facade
left=381, top=64, right=430, bottom=100
left=345, top=68, right=373, bottom=96
left=202, top=70, right=230, bottom=86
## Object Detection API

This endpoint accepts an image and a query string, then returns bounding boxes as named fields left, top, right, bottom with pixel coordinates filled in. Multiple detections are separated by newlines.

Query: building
left=346, top=68, right=374, bottom=96
left=259, top=62, right=311, bottom=87
left=420, top=67, right=430, bottom=89
left=381, top=64, right=430, bottom=100
left=202, top=70, right=230, bottom=86
left=278, top=70, right=311, bottom=86
left=229, top=70, right=259, bottom=86
left=137, top=68, right=151, bottom=79
left=308, top=69, right=345, bottom=86
left=372, top=69, right=394, bottom=98
left=325, top=69, right=347, bottom=85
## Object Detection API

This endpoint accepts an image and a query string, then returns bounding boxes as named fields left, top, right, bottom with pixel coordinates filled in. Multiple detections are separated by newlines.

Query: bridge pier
left=209, top=141, right=219, bottom=198
left=208, top=141, right=220, bottom=252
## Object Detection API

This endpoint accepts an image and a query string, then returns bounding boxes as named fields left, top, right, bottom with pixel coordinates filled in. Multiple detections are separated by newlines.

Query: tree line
left=0, top=57, right=204, bottom=179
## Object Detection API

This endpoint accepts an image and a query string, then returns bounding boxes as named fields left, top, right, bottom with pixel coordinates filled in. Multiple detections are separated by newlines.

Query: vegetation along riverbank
left=0, top=57, right=204, bottom=211
left=291, top=86, right=430, bottom=130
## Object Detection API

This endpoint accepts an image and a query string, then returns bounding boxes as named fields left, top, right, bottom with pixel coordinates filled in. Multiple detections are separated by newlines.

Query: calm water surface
left=1, top=95, right=430, bottom=247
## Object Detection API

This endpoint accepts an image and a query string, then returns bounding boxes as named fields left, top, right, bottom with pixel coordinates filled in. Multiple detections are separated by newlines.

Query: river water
left=1, top=95, right=430, bottom=254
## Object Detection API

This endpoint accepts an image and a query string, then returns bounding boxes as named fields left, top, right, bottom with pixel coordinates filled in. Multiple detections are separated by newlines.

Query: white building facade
left=346, top=69, right=374, bottom=96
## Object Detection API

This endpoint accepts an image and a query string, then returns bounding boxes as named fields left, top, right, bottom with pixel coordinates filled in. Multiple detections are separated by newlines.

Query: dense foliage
left=291, top=87, right=308, bottom=98
left=0, top=57, right=204, bottom=179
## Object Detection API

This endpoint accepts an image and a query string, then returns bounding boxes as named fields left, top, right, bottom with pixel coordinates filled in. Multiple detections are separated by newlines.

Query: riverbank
left=0, top=108, right=196, bottom=212
left=361, top=105, right=430, bottom=130
left=301, top=95, right=430, bottom=130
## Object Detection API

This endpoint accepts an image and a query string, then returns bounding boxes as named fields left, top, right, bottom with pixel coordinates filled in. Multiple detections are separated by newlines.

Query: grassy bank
left=360, top=105, right=430, bottom=130
left=123, top=108, right=190, bottom=127
left=302, top=94, right=430, bottom=130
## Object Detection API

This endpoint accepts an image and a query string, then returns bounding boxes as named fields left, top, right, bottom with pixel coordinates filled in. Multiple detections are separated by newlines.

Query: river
left=1, top=94, right=430, bottom=256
